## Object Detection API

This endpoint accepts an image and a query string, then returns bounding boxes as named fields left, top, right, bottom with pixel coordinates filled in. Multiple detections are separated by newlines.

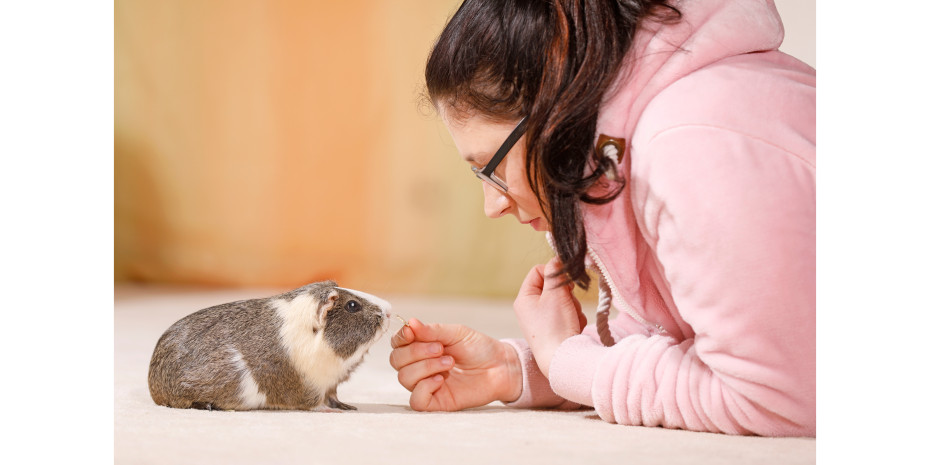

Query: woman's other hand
left=389, top=319, right=522, bottom=411
left=513, top=257, right=586, bottom=378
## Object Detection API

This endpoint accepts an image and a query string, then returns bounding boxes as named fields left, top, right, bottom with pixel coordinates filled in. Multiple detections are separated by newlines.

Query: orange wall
left=115, top=0, right=813, bottom=297
left=115, top=0, right=550, bottom=297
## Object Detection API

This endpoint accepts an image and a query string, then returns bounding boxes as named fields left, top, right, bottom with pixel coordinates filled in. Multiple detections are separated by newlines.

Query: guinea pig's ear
left=318, top=289, right=339, bottom=321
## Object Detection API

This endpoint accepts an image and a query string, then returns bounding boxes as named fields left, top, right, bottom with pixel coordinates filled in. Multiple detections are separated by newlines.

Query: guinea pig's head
left=312, top=283, right=392, bottom=359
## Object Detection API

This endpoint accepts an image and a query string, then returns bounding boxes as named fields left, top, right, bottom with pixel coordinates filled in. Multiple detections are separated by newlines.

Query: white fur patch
left=229, top=347, right=267, bottom=409
left=273, top=295, right=347, bottom=390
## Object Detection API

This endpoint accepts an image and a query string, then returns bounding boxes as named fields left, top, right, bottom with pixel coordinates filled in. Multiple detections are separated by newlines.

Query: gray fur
left=323, top=291, right=386, bottom=359
left=147, top=280, right=389, bottom=411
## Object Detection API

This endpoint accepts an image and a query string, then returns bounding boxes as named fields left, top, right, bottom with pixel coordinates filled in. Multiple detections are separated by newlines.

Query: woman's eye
left=345, top=300, right=361, bottom=313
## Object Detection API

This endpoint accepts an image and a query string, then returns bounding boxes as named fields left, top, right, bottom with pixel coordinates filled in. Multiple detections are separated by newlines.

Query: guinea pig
left=147, top=281, right=391, bottom=411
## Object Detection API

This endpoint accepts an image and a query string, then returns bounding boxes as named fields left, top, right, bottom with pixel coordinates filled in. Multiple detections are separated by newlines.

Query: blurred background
left=114, top=0, right=815, bottom=298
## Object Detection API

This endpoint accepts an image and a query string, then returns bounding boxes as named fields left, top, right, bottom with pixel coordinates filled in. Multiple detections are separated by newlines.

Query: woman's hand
left=513, top=257, right=587, bottom=378
left=389, top=319, right=522, bottom=411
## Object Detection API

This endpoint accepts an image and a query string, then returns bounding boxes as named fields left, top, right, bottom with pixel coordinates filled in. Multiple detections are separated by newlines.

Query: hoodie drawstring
left=596, top=274, right=616, bottom=347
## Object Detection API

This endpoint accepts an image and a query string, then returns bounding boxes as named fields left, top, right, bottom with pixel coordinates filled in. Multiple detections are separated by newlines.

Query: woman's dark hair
left=425, top=0, right=681, bottom=289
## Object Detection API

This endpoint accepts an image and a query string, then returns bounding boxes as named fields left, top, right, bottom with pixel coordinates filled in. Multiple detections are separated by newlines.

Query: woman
left=389, top=0, right=815, bottom=436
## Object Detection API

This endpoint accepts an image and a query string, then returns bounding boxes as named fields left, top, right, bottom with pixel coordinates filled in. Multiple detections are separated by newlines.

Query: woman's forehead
left=440, top=111, right=519, bottom=161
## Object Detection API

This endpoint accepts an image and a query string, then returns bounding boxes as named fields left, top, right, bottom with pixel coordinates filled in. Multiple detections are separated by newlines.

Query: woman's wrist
left=497, top=342, right=523, bottom=403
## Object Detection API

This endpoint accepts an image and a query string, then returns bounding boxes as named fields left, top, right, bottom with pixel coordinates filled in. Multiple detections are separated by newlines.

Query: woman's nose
left=482, top=182, right=510, bottom=219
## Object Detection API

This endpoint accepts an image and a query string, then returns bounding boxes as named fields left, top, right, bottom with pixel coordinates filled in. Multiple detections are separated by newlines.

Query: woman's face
left=439, top=105, right=549, bottom=231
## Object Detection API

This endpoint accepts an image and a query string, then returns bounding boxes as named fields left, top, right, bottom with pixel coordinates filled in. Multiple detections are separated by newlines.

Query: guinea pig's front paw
left=324, top=396, right=357, bottom=411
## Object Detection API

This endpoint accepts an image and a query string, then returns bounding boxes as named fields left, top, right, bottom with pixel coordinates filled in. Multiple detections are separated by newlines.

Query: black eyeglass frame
left=471, top=117, right=528, bottom=193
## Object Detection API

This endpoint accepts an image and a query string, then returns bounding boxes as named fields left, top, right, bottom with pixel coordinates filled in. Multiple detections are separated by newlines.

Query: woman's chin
left=529, top=218, right=548, bottom=231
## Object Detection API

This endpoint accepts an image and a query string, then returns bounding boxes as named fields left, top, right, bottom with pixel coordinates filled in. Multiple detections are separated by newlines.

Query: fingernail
left=440, top=356, right=453, bottom=367
left=429, top=343, right=442, bottom=355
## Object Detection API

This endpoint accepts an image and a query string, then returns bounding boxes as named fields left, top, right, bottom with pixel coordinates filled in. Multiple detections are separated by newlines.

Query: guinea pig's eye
left=344, top=300, right=361, bottom=313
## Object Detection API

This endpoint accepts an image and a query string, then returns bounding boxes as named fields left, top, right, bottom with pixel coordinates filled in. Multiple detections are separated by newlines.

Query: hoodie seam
left=638, top=123, right=815, bottom=171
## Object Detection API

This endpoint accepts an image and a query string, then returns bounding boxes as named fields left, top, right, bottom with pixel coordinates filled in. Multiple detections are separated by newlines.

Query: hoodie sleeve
left=547, top=125, right=816, bottom=436
left=499, top=338, right=581, bottom=410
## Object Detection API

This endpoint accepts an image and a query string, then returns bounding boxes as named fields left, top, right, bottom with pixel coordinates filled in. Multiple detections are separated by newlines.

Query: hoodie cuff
left=547, top=333, right=609, bottom=407
left=499, top=338, right=578, bottom=409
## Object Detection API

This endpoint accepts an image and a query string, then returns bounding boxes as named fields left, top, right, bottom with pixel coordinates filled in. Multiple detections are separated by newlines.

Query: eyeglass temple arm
left=479, top=117, right=528, bottom=176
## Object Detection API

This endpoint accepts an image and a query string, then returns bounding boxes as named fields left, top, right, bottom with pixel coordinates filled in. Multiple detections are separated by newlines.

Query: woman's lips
left=519, top=217, right=545, bottom=231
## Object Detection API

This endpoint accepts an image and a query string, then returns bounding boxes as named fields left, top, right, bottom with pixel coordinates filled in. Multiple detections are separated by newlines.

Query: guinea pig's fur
left=147, top=281, right=391, bottom=411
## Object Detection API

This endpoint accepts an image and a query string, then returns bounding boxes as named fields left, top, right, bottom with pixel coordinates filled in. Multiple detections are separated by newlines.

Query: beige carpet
left=115, top=284, right=815, bottom=464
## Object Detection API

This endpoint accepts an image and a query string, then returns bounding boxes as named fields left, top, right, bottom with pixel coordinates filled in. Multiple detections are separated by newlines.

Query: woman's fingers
left=390, top=318, right=447, bottom=348
left=407, top=318, right=470, bottom=348
left=390, top=324, right=415, bottom=349
left=396, top=354, right=455, bottom=391
left=517, top=264, right=546, bottom=299
left=389, top=341, right=444, bottom=370
left=409, top=374, right=446, bottom=411
left=572, top=295, right=587, bottom=327
left=578, top=311, right=588, bottom=328
left=389, top=318, right=460, bottom=392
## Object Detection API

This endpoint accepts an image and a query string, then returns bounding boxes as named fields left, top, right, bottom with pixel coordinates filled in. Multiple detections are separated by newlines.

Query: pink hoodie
left=502, top=0, right=815, bottom=436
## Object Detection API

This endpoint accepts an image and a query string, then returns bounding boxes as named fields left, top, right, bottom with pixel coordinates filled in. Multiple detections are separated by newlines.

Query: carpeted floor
left=115, top=284, right=815, bottom=465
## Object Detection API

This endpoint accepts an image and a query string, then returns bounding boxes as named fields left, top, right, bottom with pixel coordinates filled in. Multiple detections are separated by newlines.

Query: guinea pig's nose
left=377, top=299, right=393, bottom=318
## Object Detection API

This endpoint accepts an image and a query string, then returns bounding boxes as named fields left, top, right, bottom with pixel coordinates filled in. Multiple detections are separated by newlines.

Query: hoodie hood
left=596, top=0, right=785, bottom=139
left=533, top=1, right=816, bottom=435
left=580, top=0, right=795, bottom=330
left=584, top=0, right=788, bottom=240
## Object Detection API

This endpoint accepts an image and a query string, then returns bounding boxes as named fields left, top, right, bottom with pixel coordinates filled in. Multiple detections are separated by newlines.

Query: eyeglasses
left=471, top=117, right=528, bottom=193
